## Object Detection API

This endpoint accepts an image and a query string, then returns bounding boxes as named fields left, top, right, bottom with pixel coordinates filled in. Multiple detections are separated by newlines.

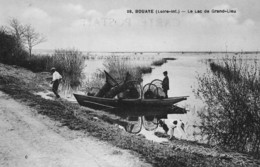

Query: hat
left=50, top=67, right=56, bottom=71
left=163, top=71, right=168, bottom=75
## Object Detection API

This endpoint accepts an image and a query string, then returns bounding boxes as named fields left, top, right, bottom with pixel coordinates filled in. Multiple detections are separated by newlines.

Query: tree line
left=0, top=18, right=46, bottom=71
left=1, top=18, right=46, bottom=58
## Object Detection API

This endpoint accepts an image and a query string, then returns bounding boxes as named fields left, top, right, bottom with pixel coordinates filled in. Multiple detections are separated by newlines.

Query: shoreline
left=0, top=63, right=259, bottom=167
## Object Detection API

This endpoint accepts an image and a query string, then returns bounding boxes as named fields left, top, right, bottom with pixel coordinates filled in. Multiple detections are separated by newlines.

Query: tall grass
left=47, top=49, right=85, bottom=95
left=196, top=56, right=260, bottom=157
left=136, top=66, right=152, bottom=74
left=151, top=58, right=167, bottom=66
left=84, top=72, right=105, bottom=94
left=21, top=54, right=51, bottom=72
left=85, top=56, right=153, bottom=90
left=104, top=55, right=152, bottom=82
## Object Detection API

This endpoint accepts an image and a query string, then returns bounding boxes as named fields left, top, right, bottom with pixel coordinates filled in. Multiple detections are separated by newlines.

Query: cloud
left=243, top=19, right=255, bottom=27
left=22, top=7, right=49, bottom=20
left=19, top=7, right=55, bottom=35
left=86, top=10, right=103, bottom=18
left=84, top=9, right=103, bottom=24
left=64, top=10, right=103, bottom=31
left=62, top=3, right=85, bottom=15
left=183, top=13, right=207, bottom=24
left=106, top=8, right=130, bottom=19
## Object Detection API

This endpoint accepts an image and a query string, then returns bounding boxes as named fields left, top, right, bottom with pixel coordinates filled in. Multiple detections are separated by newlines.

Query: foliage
left=83, top=71, right=106, bottom=94
left=196, top=56, right=260, bottom=157
left=0, top=27, right=26, bottom=65
left=20, top=54, right=51, bottom=72
left=0, top=20, right=49, bottom=72
left=23, top=24, right=46, bottom=57
left=8, top=18, right=46, bottom=57
left=8, top=18, right=25, bottom=50
left=0, top=27, right=50, bottom=72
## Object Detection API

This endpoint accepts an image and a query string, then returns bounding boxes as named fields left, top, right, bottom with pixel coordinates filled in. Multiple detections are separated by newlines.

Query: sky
left=0, top=0, right=259, bottom=52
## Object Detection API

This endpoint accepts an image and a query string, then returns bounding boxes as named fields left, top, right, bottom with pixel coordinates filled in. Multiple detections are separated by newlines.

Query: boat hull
left=73, top=94, right=188, bottom=109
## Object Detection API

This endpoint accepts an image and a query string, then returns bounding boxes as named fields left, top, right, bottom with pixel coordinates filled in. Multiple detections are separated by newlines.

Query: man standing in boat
left=51, top=67, right=62, bottom=98
left=162, top=71, right=169, bottom=98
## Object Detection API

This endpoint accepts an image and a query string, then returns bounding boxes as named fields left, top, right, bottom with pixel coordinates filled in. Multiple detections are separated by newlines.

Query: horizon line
left=87, top=51, right=260, bottom=53
left=34, top=49, right=260, bottom=53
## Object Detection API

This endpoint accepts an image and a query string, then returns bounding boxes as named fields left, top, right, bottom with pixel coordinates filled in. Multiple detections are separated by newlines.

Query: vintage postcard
left=0, top=0, right=259, bottom=166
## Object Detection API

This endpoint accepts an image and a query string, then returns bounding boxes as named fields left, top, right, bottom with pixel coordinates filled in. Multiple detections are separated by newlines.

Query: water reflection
left=108, top=105, right=187, bottom=142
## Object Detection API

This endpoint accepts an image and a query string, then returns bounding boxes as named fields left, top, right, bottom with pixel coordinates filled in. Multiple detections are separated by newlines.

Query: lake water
left=82, top=52, right=260, bottom=141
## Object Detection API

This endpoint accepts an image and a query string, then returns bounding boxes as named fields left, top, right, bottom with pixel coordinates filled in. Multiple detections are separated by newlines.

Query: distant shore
left=33, top=49, right=260, bottom=55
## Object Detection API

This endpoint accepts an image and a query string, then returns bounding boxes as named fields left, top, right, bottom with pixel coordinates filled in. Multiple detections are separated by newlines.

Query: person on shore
left=162, top=71, right=169, bottom=98
left=50, top=67, right=62, bottom=98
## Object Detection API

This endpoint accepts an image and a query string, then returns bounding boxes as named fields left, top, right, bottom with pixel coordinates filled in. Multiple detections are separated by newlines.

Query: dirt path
left=0, top=91, right=151, bottom=167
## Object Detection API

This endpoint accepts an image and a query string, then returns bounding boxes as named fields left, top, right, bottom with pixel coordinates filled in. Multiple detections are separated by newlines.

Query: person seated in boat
left=158, top=119, right=185, bottom=140
left=162, top=71, right=169, bottom=98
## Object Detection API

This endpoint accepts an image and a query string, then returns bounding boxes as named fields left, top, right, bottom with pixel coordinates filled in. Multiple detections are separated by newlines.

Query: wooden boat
left=73, top=93, right=188, bottom=110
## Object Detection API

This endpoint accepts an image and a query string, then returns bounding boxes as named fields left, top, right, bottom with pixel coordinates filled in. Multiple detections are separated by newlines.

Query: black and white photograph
left=0, top=0, right=260, bottom=166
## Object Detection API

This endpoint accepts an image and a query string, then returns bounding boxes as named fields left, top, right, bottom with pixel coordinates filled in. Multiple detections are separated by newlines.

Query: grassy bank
left=0, top=63, right=251, bottom=167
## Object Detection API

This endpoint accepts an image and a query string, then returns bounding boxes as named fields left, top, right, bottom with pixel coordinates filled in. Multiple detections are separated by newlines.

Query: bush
left=196, top=56, right=260, bottom=157
left=18, top=54, right=51, bottom=72
left=47, top=49, right=85, bottom=93
left=0, top=27, right=50, bottom=72
left=0, top=28, right=27, bottom=65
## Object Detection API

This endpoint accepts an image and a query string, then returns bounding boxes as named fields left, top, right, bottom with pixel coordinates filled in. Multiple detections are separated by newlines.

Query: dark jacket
left=162, top=76, right=169, bottom=90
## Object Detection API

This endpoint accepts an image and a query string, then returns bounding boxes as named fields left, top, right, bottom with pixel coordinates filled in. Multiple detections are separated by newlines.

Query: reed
left=83, top=72, right=106, bottom=94
left=22, top=54, right=51, bottom=72
left=47, top=49, right=85, bottom=95
left=137, top=66, right=152, bottom=74
left=104, top=55, right=152, bottom=82
left=151, top=58, right=167, bottom=66
left=85, top=56, right=153, bottom=90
